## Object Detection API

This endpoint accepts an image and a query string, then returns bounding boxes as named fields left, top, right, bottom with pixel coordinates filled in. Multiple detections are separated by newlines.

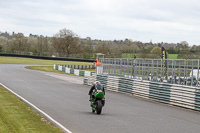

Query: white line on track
left=0, top=83, right=72, bottom=133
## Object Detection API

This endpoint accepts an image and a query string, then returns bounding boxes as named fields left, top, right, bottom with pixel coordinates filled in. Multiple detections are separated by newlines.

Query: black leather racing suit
left=88, top=84, right=105, bottom=101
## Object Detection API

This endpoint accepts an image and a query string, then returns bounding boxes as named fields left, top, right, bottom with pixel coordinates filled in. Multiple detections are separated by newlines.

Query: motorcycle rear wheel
left=96, top=100, right=102, bottom=114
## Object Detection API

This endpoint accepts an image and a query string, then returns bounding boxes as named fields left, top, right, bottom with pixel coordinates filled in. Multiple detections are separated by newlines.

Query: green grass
left=79, top=69, right=95, bottom=72
left=0, top=85, right=63, bottom=133
left=26, top=66, right=64, bottom=73
left=25, top=66, right=77, bottom=76
left=122, top=53, right=178, bottom=59
left=122, top=53, right=137, bottom=58
left=25, top=66, right=95, bottom=74
left=0, top=56, right=93, bottom=65
left=168, top=54, right=178, bottom=59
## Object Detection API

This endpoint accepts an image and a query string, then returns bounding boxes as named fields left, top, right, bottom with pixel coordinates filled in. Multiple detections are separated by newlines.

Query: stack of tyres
left=70, top=68, right=74, bottom=74
left=118, top=77, right=133, bottom=94
left=79, top=71, right=85, bottom=76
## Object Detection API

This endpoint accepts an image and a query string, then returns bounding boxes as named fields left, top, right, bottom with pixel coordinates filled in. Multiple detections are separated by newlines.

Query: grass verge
left=25, top=66, right=75, bottom=76
left=0, top=56, right=93, bottom=65
left=25, top=66, right=95, bottom=74
left=168, top=54, right=178, bottom=59
left=0, top=85, right=62, bottom=133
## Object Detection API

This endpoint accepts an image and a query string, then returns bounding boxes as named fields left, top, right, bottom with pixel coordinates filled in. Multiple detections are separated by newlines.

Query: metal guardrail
left=99, top=58, right=200, bottom=87
left=85, top=74, right=200, bottom=111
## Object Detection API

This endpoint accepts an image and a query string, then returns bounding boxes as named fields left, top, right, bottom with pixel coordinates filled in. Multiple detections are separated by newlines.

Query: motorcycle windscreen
left=94, top=91, right=104, bottom=99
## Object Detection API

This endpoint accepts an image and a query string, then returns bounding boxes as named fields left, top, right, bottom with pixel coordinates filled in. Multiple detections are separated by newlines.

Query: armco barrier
left=54, top=64, right=95, bottom=77
left=84, top=74, right=200, bottom=111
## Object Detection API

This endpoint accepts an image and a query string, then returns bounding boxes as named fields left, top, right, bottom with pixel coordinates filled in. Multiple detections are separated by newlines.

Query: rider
left=88, top=81, right=105, bottom=101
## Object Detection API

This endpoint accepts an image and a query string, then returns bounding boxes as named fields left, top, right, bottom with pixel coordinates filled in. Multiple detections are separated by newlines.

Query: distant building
left=17, top=33, right=24, bottom=36
left=86, top=37, right=91, bottom=40
left=29, top=34, right=38, bottom=37
left=0, top=32, right=13, bottom=39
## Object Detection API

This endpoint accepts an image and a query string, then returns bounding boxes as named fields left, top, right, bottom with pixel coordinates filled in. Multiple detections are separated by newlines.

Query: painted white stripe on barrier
left=88, top=75, right=96, bottom=85
left=58, top=65, right=62, bottom=71
left=133, top=80, right=150, bottom=97
left=0, top=83, right=72, bottom=133
left=65, top=67, right=71, bottom=73
left=85, top=71, right=91, bottom=77
left=170, top=85, right=195, bottom=109
left=171, top=86, right=196, bottom=93
left=74, top=70, right=80, bottom=76
left=106, top=76, right=119, bottom=92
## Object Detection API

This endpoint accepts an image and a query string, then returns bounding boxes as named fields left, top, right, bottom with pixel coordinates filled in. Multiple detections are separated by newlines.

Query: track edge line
left=0, top=83, right=72, bottom=133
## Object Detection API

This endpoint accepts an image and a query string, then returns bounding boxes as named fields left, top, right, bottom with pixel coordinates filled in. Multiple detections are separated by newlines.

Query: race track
left=1, top=64, right=200, bottom=133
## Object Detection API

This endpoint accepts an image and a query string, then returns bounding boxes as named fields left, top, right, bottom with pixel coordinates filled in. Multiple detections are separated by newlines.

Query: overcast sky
left=0, top=0, right=200, bottom=45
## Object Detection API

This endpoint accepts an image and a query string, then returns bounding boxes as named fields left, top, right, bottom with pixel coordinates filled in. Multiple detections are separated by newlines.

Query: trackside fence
left=99, top=58, right=200, bottom=87
left=54, top=59, right=200, bottom=111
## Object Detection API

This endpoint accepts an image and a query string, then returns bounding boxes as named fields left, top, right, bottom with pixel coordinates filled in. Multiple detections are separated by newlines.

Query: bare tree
left=109, top=42, right=122, bottom=58
left=95, top=41, right=110, bottom=55
left=83, top=39, right=94, bottom=59
left=52, top=28, right=80, bottom=57
left=27, top=36, right=38, bottom=53
left=0, top=36, right=8, bottom=52
left=176, top=41, right=189, bottom=50
left=9, top=34, right=28, bottom=54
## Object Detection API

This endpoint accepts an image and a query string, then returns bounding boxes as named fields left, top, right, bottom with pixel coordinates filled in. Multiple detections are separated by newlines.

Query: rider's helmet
left=95, top=81, right=103, bottom=90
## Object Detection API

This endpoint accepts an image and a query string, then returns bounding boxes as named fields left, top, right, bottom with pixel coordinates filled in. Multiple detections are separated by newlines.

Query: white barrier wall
left=85, top=71, right=91, bottom=77
left=65, top=68, right=71, bottom=73
left=74, top=70, right=80, bottom=76
left=54, top=65, right=95, bottom=77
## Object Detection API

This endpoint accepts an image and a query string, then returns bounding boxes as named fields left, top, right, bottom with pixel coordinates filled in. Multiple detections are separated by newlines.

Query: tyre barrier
left=84, top=74, right=200, bottom=111
left=58, top=64, right=95, bottom=69
left=54, top=64, right=95, bottom=77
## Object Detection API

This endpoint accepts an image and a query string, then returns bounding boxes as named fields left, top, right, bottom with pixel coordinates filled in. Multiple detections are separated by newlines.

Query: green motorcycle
left=90, top=90, right=105, bottom=114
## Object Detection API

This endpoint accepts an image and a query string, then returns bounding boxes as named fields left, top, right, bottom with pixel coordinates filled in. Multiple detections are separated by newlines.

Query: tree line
left=0, top=28, right=199, bottom=59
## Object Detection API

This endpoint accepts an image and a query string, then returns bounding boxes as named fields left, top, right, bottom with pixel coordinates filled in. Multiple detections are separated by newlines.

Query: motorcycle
left=90, top=90, right=105, bottom=114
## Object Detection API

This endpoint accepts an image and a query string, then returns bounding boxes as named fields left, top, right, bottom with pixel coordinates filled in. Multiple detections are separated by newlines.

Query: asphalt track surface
left=1, top=64, right=200, bottom=133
